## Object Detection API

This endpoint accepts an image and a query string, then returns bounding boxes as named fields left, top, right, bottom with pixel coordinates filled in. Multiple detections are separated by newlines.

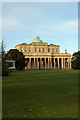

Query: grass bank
left=2, top=70, right=79, bottom=118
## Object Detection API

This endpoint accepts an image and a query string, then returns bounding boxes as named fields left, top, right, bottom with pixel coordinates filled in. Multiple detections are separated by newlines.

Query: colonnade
left=26, top=57, right=71, bottom=69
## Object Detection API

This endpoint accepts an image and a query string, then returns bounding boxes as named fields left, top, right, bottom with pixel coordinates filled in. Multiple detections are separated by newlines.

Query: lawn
left=2, top=70, right=79, bottom=118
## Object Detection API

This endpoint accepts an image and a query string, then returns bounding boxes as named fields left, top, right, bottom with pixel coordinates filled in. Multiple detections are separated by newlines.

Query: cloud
left=60, top=20, right=78, bottom=33
left=2, top=2, right=78, bottom=34
left=2, top=18, right=23, bottom=31
left=30, top=20, right=78, bottom=36
left=2, top=17, right=78, bottom=38
left=0, top=19, right=2, bottom=31
left=2, top=3, right=43, bottom=22
left=13, top=5, right=40, bottom=20
left=0, top=3, right=2, bottom=31
left=50, top=20, right=78, bottom=33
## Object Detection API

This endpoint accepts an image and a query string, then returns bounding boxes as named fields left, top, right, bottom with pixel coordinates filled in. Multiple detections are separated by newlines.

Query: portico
left=25, top=56, right=71, bottom=69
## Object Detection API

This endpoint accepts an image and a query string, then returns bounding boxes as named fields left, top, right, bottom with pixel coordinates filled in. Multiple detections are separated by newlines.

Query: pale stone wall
left=15, top=42, right=71, bottom=69
left=16, top=43, right=60, bottom=54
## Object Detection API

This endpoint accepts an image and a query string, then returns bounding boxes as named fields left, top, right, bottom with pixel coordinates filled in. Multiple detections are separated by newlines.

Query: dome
left=32, top=36, right=43, bottom=43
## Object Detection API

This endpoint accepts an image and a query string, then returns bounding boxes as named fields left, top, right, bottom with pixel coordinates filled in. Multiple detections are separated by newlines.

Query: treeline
left=1, top=41, right=25, bottom=76
left=72, top=51, right=80, bottom=70
left=1, top=41, right=80, bottom=76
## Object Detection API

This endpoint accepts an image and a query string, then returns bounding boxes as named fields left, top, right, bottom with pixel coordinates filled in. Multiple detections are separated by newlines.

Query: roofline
left=15, top=43, right=60, bottom=47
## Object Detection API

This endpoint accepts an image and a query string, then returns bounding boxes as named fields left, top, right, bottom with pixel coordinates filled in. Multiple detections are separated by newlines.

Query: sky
left=1, top=0, right=79, bottom=2
left=1, top=2, right=78, bottom=54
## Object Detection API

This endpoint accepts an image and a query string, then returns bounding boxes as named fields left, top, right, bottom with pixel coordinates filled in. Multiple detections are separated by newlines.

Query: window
left=52, top=48, right=54, bottom=52
left=42, top=48, right=44, bottom=52
left=48, top=48, right=50, bottom=52
left=39, top=48, right=41, bottom=52
left=56, top=49, right=58, bottom=53
left=29, top=48, right=31, bottom=52
left=38, top=48, right=44, bottom=52
left=25, top=48, right=27, bottom=51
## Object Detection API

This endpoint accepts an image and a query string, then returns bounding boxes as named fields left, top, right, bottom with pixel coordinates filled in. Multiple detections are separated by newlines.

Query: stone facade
left=15, top=36, right=71, bottom=69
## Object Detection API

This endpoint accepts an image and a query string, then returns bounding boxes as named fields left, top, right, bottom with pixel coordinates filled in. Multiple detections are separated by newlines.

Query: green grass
left=2, top=70, right=79, bottom=118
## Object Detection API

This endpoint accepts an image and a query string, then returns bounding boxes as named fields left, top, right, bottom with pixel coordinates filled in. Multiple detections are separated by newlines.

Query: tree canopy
left=72, top=51, right=80, bottom=69
left=5, top=49, right=25, bottom=70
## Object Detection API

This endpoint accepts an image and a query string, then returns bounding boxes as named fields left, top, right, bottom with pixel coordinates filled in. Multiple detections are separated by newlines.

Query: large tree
left=72, top=51, right=80, bottom=69
left=5, top=49, right=25, bottom=70
left=1, top=40, right=9, bottom=76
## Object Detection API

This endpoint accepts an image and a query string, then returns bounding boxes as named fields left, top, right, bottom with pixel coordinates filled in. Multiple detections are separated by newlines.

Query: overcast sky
left=1, top=2, right=78, bottom=54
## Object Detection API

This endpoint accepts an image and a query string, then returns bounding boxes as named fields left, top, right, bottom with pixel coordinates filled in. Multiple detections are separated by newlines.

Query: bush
left=72, top=51, right=80, bottom=70
left=5, top=49, right=25, bottom=70
left=2, top=61, right=9, bottom=76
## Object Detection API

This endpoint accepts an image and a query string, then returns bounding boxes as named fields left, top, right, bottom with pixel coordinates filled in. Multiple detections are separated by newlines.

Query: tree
left=5, top=49, right=25, bottom=70
left=72, top=51, right=80, bottom=69
left=0, top=40, right=9, bottom=76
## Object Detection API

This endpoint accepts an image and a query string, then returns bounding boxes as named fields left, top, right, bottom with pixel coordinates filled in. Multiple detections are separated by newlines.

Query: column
left=68, top=58, right=71, bottom=69
left=63, top=58, right=65, bottom=69
left=57, top=58, right=59, bottom=69
left=69, top=58, right=71, bottom=69
left=61, top=58, right=63, bottom=69
left=50, top=58, right=52, bottom=69
left=29, top=58, right=31, bottom=69
left=67, top=58, right=69, bottom=69
left=48, top=58, right=49, bottom=69
left=54, top=58, right=55, bottom=69
left=34, top=58, right=36, bottom=69
left=51, top=58, right=52, bottom=69
left=40, top=58, right=42, bottom=69
left=25, top=60, right=27, bottom=69
left=36, top=58, right=38, bottom=69
left=45, top=58, right=46, bottom=69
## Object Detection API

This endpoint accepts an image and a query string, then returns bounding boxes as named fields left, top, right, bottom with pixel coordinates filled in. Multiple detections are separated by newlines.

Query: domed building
left=15, top=36, right=71, bottom=69
left=32, top=36, right=43, bottom=43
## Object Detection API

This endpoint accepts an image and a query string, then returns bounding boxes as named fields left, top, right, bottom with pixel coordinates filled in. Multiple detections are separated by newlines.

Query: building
left=15, top=36, right=71, bottom=69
